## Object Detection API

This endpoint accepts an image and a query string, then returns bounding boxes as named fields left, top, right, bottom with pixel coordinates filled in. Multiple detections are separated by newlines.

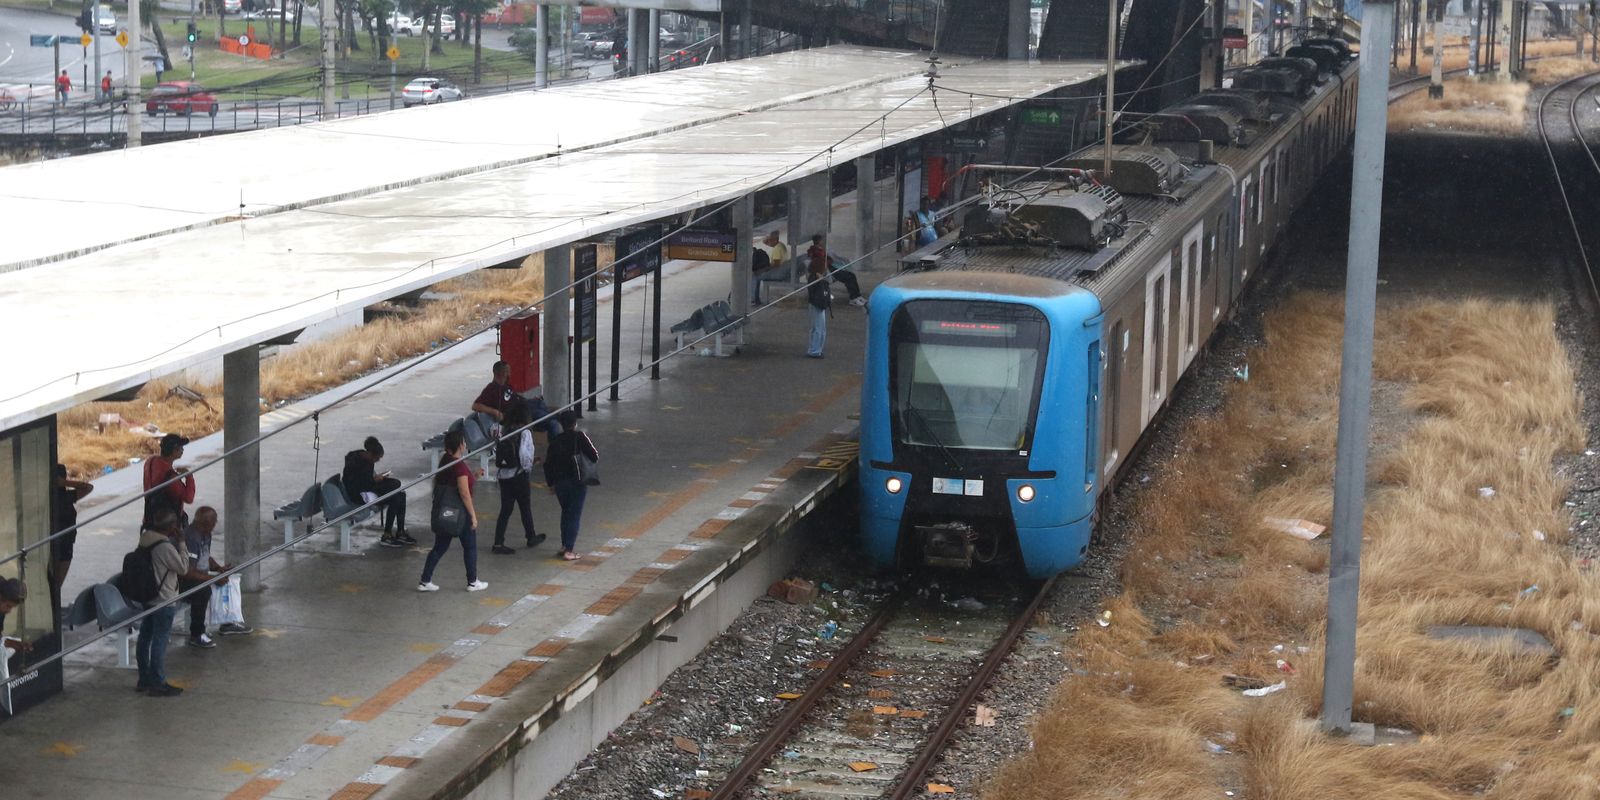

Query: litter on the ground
left=1533, top=530, right=1548, bottom=541
left=1560, top=707, right=1577, bottom=718
left=848, top=761, right=879, bottom=772
left=872, top=705, right=898, bottom=715
left=924, top=635, right=948, bottom=644
left=1479, top=486, right=1497, bottom=498
left=928, top=784, right=956, bottom=794
left=1223, top=674, right=1269, bottom=690
left=776, top=692, right=801, bottom=700
left=1276, top=659, right=1297, bottom=674
left=975, top=705, right=998, bottom=726
left=672, top=736, right=700, bottom=756
left=1233, top=364, right=1249, bottom=381
left=1097, top=610, right=1113, bottom=627
left=952, top=597, right=987, bottom=611
left=818, top=621, right=838, bottom=640
left=1242, top=681, right=1287, bottom=697
left=1520, top=585, right=1541, bottom=598
left=1263, top=517, right=1327, bottom=540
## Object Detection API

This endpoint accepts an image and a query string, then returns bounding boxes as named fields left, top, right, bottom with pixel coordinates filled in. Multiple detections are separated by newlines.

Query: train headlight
left=885, top=476, right=904, bottom=494
left=1017, top=484, right=1036, bottom=503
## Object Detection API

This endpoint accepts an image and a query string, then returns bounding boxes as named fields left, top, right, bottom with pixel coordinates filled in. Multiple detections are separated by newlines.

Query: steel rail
left=705, top=594, right=905, bottom=800
left=884, top=576, right=1057, bottom=800
left=1536, top=71, right=1600, bottom=307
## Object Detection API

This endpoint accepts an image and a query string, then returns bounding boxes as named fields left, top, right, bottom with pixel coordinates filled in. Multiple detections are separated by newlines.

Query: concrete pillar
left=732, top=194, right=754, bottom=318
left=648, top=10, right=660, bottom=73
left=785, top=183, right=804, bottom=279
left=855, top=155, right=877, bottom=270
left=1007, top=0, right=1029, bottom=59
left=630, top=10, right=649, bottom=75
left=542, top=247, right=571, bottom=410
left=802, top=170, right=831, bottom=244
left=222, top=347, right=261, bottom=591
left=535, top=4, right=549, bottom=88
left=1242, top=0, right=1255, bottom=63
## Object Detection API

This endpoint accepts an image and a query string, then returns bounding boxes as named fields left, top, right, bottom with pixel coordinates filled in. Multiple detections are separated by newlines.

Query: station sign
left=1021, top=107, right=1065, bottom=126
left=573, top=244, right=598, bottom=344
left=1222, top=26, right=1247, bottom=49
left=29, top=34, right=59, bottom=47
left=614, top=226, right=662, bottom=284
left=666, top=228, right=735, bottom=263
left=949, top=133, right=991, bottom=153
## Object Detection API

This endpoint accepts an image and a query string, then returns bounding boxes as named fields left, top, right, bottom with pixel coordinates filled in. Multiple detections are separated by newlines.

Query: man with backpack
left=126, top=508, right=213, bottom=696
left=491, top=405, right=545, bottom=554
left=806, top=234, right=832, bottom=359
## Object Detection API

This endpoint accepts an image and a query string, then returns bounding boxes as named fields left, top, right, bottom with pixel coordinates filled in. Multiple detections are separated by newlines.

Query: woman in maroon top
left=418, top=430, right=488, bottom=592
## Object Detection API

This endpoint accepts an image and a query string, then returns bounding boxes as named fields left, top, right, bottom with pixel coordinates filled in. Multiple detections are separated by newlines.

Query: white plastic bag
left=207, top=575, right=244, bottom=627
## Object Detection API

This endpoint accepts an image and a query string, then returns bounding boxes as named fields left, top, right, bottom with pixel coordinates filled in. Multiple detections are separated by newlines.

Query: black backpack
left=495, top=434, right=521, bottom=471
left=118, top=540, right=169, bottom=605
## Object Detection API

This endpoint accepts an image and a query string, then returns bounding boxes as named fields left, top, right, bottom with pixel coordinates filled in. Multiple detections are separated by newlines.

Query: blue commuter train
left=860, top=39, right=1360, bottom=579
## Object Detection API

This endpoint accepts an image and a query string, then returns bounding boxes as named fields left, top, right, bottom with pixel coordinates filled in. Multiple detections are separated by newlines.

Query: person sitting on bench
left=343, top=437, right=413, bottom=548
left=751, top=231, right=788, bottom=306
left=471, top=361, right=563, bottom=436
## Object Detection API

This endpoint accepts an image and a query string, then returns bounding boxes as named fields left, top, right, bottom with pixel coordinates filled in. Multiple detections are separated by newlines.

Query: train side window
left=1086, top=341, right=1101, bottom=491
left=1151, top=275, right=1166, bottom=397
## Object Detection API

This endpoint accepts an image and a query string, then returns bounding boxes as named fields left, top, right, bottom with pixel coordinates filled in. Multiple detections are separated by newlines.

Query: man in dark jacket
left=806, top=234, right=831, bottom=358
left=343, top=437, right=413, bottom=548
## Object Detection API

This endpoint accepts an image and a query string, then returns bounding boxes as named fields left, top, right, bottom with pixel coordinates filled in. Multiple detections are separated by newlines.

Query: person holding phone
left=343, top=436, right=414, bottom=548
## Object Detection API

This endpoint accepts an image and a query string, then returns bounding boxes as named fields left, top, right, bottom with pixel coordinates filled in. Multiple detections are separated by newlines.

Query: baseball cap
left=160, top=433, right=191, bottom=453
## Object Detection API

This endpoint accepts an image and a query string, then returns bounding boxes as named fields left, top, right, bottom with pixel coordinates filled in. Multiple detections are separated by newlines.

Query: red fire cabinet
left=499, top=311, right=540, bottom=395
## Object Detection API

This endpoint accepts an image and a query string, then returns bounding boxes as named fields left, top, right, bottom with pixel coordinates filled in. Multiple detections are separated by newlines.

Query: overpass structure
left=0, top=44, right=1125, bottom=747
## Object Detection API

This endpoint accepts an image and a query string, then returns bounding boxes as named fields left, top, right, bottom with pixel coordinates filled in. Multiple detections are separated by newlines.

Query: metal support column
left=631, top=9, right=648, bottom=75
left=733, top=194, right=754, bottom=318
left=786, top=183, right=804, bottom=280
left=855, top=154, right=877, bottom=271
left=740, top=0, right=752, bottom=59
left=1320, top=0, right=1394, bottom=737
left=222, top=347, right=261, bottom=592
left=648, top=10, right=659, bottom=73
left=535, top=4, right=548, bottom=88
left=1007, top=0, right=1029, bottom=59
left=542, top=247, right=570, bottom=410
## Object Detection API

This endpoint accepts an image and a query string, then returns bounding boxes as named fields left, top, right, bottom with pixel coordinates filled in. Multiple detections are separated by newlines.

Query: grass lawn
left=141, top=15, right=544, bottom=100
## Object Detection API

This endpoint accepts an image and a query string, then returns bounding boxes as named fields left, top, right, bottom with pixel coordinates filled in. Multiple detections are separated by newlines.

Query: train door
left=1256, top=157, right=1270, bottom=256
left=1273, top=145, right=1286, bottom=230
left=1181, top=222, right=1203, bottom=369
left=1140, top=255, right=1172, bottom=427
left=1104, top=319, right=1126, bottom=477
left=1237, top=174, right=1254, bottom=294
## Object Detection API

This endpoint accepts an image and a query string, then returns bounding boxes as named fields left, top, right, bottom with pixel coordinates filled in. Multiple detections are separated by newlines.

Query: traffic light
left=76, top=9, right=92, bottom=32
left=186, top=21, right=197, bottom=42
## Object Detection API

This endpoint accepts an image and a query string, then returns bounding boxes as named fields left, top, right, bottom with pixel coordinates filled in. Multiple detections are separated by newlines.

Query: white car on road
left=401, top=77, right=463, bottom=107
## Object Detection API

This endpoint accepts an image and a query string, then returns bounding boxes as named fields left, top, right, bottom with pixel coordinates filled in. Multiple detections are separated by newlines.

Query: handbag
left=430, top=481, right=469, bottom=537
left=575, top=435, right=600, bottom=487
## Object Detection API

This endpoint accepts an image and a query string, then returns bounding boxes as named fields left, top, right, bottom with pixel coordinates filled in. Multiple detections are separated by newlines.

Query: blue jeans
left=807, top=304, right=827, bottom=356
left=420, top=526, right=478, bottom=585
left=136, top=605, right=177, bottom=688
left=553, top=480, right=588, bottom=553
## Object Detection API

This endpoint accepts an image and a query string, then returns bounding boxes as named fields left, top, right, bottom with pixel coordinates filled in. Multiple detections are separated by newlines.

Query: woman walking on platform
left=544, top=410, right=599, bottom=562
left=419, top=430, right=489, bottom=592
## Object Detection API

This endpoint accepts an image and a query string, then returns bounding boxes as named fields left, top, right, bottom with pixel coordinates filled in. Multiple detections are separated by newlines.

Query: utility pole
left=535, top=3, right=547, bottom=87
left=1469, top=0, right=1481, bottom=75
left=1321, top=0, right=1394, bottom=738
left=1102, top=0, right=1116, bottom=177
left=126, top=0, right=141, bottom=147
left=1430, top=0, right=1443, bottom=97
left=92, top=5, right=101, bottom=105
left=320, top=0, right=334, bottom=113
left=648, top=9, right=659, bottom=73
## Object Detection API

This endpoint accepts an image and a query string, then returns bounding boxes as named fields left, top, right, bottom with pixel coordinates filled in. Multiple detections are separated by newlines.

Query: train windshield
left=890, top=301, right=1048, bottom=452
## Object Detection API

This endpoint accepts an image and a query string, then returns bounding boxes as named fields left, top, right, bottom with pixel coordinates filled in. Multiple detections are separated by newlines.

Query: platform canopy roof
left=0, top=46, right=1121, bottom=432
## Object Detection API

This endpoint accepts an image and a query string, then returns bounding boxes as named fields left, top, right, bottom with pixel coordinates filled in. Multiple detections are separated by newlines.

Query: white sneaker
left=417, top=582, right=440, bottom=592
left=850, top=296, right=867, bottom=306
left=466, top=580, right=490, bottom=592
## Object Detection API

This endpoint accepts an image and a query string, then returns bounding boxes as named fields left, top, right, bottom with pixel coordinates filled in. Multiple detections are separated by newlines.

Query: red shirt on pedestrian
left=56, top=74, right=71, bottom=92
left=142, top=455, right=196, bottom=507
left=101, top=75, right=112, bottom=94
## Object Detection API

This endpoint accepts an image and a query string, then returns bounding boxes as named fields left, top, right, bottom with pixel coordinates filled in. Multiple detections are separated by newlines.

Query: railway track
left=704, top=578, right=1055, bottom=799
left=1536, top=70, right=1600, bottom=305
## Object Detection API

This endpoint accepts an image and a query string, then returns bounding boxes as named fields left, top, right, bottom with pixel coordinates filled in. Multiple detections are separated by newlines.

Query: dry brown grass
left=56, top=255, right=559, bottom=478
left=1526, top=55, right=1600, bottom=86
left=1389, top=75, right=1531, bottom=134
left=984, top=295, right=1592, bottom=799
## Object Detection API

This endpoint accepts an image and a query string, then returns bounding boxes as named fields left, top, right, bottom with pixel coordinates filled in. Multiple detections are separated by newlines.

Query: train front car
left=860, top=272, right=1102, bottom=579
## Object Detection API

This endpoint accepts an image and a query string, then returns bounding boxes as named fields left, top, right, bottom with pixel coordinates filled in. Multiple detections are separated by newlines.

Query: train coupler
left=917, top=522, right=978, bottom=569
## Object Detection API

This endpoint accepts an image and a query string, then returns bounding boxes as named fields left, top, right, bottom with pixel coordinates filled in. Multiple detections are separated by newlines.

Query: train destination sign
left=615, top=226, right=662, bottom=284
left=666, top=229, right=736, bottom=263
left=574, top=244, right=598, bottom=344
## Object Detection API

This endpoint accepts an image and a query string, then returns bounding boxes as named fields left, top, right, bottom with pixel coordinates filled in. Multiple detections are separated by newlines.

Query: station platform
left=0, top=186, right=892, bottom=799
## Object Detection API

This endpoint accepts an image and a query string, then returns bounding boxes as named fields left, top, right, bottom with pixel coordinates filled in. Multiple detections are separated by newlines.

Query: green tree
left=139, top=0, right=173, bottom=75
left=451, top=0, right=494, bottom=82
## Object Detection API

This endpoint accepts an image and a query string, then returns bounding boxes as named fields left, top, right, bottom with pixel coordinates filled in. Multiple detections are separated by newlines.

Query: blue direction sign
left=29, top=34, right=60, bottom=47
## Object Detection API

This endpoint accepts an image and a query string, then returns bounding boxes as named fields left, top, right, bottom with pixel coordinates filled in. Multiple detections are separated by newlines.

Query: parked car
left=401, top=77, right=463, bottom=107
left=222, top=0, right=242, bottom=13
left=146, top=81, right=219, bottom=116
left=388, top=13, right=416, bottom=34
left=591, top=38, right=615, bottom=57
left=96, top=5, right=116, bottom=34
left=436, top=14, right=456, bottom=35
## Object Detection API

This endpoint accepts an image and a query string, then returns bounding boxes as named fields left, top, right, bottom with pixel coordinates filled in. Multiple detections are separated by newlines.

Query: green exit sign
left=1022, top=108, right=1065, bottom=126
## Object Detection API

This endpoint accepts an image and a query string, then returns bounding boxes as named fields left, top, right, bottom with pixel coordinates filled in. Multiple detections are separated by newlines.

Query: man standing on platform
left=805, top=234, right=831, bottom=359
left=143, top=434, right=195, bottom=529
